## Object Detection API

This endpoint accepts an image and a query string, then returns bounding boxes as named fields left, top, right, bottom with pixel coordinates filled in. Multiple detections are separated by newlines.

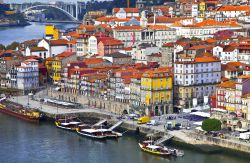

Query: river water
left=1, top=22, right=250, bottom=163
left=0, top=22, right=78, bottom=46
left=0, top=113, right=250, bottom=163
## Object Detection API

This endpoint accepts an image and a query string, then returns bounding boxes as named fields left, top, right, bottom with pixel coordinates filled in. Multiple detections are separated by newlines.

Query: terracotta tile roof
left=25, top=55, right=42, bottom=60
left=49, top=39, right=68, bottom=46
left=96, top=16, right=115, bottom=22
left=217, top=80, right=236, bottom=89
left=99, top=39, right=124, bottom=46
left=217, top=5, right=250, bottom=11
left=223, top=45, right=236, bottom=52
left=206, top=38, right=217, bottom=43
left=122, top=47, right=133, bottom=51
left=83, top=58, right=104, bottom=65
left=78, top=25, right=96, bottom=31
left=238, top=75, right=250, bottom=79
left=162, top=42, right=175, bottom=47
left=195, top=52, right=220, bottom=63
left=66, top=31, right=81, bottom=37
left=97, top=24, right=112, bottom=31
left=147, top=25, right=169, bottom=30
left=56, top=51, right=75, bottom=59
left=242, top=94, right=250, bottom=98
left=30, top=47, right=47, bottom=52
left=113, top=8, right=139, bottom=13
left=68, top=40, right=77, bottom=44
left=226, top=62, right=245, bottom=67
left=113, top=26, right=143, bottom=31
left=185, top=19, right=241, bottom=28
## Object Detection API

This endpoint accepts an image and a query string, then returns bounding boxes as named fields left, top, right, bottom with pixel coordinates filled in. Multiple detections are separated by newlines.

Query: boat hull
left=138, top=143, right=171, bottom=157
left=76, top=129, right=107, bottom=139
left=0, top=108, right=39, bottom=123
left=55, top=122, right=77, bottom=131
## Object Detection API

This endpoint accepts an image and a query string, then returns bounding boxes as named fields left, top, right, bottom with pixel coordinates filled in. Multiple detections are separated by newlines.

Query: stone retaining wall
left=48, top=90, right=130, bottom=115
left=189, top=132, right=250, bottom=154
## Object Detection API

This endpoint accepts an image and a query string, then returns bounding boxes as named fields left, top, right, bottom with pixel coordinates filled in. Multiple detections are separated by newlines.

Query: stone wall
left=189, top=132, right=250, bottom=154
left=48, top=89, right=130, bottom=115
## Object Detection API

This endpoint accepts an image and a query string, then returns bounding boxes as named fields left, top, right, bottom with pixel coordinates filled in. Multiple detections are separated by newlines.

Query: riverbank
left=7, top=96, right=250, bottom=155
left=0, top=20, right=30, bottom=27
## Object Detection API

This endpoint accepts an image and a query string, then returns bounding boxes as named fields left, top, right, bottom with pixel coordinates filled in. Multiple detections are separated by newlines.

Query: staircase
left=154, top=135, right=173, bottom=145
left=93, top=119, right=107, bottom=126
left=109, top=121, right=123, bottom=130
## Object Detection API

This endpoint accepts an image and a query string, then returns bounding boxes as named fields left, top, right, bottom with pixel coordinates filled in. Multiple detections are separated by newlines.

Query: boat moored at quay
left=138, top=140, right=184, bottom=157
left=0, top=101, right=43, bottom=123
left=55, top=117, right=84, bottom=131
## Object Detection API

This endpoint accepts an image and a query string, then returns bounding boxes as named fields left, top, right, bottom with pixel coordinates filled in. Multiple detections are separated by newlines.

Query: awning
left=235, top=128, right=248, bottom=132
left=193, top=121, right=203, bottom=126
left=212, top=108, right=227, bottom=113
left=190, top=112, right=211, bottom=118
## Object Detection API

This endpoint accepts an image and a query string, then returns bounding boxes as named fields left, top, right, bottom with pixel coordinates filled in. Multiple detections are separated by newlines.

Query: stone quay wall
left=188, top=132, right=250, bottom=154
left=48, top=90, right=131, bottom=115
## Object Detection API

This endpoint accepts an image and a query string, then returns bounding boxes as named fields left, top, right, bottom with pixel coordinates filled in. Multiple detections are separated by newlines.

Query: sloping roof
left=77, top=25, right=96, bottom=31
left=49, top=39, right=68, bottom=46
left=30, top=47, right=47, bottom=52
left=113, top=26, right=143, bottom=31
left=217, top=5, right=250, bottom=11
left=195, top=52, right=220, bottom=63
left=83, top=58, right=104, bottom=65
left=113, top=8, right=139, bottom=13
left=217, top=80, right=236, bottom=89
left=56, top=51, right=75, bottom=59
left=99, top=39, right=124, bottom=46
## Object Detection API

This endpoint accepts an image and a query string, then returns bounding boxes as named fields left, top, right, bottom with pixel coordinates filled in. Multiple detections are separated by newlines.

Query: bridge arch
left=21, top=5, right=77, bottom=21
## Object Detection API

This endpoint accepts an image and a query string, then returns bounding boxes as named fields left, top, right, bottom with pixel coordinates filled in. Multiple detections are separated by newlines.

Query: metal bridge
left=9, top=1, right=86, bottom=22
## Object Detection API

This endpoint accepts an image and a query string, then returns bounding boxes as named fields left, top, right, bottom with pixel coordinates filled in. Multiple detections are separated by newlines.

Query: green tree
left=6, top=42, right=19, bottom=50
left=0, top=44, right=5, bottom=50
left=202, top=118, right=221, bottom=132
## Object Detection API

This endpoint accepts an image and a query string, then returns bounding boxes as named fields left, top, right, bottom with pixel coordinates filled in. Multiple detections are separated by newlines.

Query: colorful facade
left=141, top=68, right=173, bottom=116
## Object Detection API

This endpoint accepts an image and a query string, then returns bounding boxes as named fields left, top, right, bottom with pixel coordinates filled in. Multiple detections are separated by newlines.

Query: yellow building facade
left=45, top=24, right=60, bottom=40
left=141, top=68, right=173, bottom=116
left=198, top=1, right=206, bottom=18
left=52, top=59, right=62, bottom=82
left=45, top=57, right=55, bottom=82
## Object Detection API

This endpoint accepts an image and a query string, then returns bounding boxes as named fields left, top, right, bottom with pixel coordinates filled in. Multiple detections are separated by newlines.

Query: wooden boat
left=76, top=128, right=108, bottom=139
left=76, top=127, right=122, bottom=139
left=0, top=103, right=42, bottom=123
left=55, top=117, right=83, bottom=131
left=138, top=142, right=172, bottom=156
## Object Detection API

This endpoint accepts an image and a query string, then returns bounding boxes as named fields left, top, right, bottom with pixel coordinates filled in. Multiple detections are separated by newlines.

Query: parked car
left=137, top=116, right=150, bottom=124
left=147, top=120, right=159, bottom=126
left=128, top=114, right=139, bottom=120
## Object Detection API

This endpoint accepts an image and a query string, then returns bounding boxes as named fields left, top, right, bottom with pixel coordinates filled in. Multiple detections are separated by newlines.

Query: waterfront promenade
left=8, top=95, right=250, bottom=154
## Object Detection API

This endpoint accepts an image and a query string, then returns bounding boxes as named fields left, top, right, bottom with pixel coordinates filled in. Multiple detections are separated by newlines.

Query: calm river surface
left=0, top=22, right=250, bottom=163
left=0, top=22, right=77, bottom=46
left=0, top=113, right=250, bottom=163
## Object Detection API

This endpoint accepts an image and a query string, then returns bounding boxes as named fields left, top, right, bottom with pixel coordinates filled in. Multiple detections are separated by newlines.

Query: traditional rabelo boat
left=0, top=102, right=42, bottom=123
left=138, top=140, right=184, bottom=157
left=76, top=123, right=123, bottom=139
left=55, top=117, right=83, bottom=131
left=76, top=127, right=122, bottom=139
left=138, top=141, right=172, bottom=156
